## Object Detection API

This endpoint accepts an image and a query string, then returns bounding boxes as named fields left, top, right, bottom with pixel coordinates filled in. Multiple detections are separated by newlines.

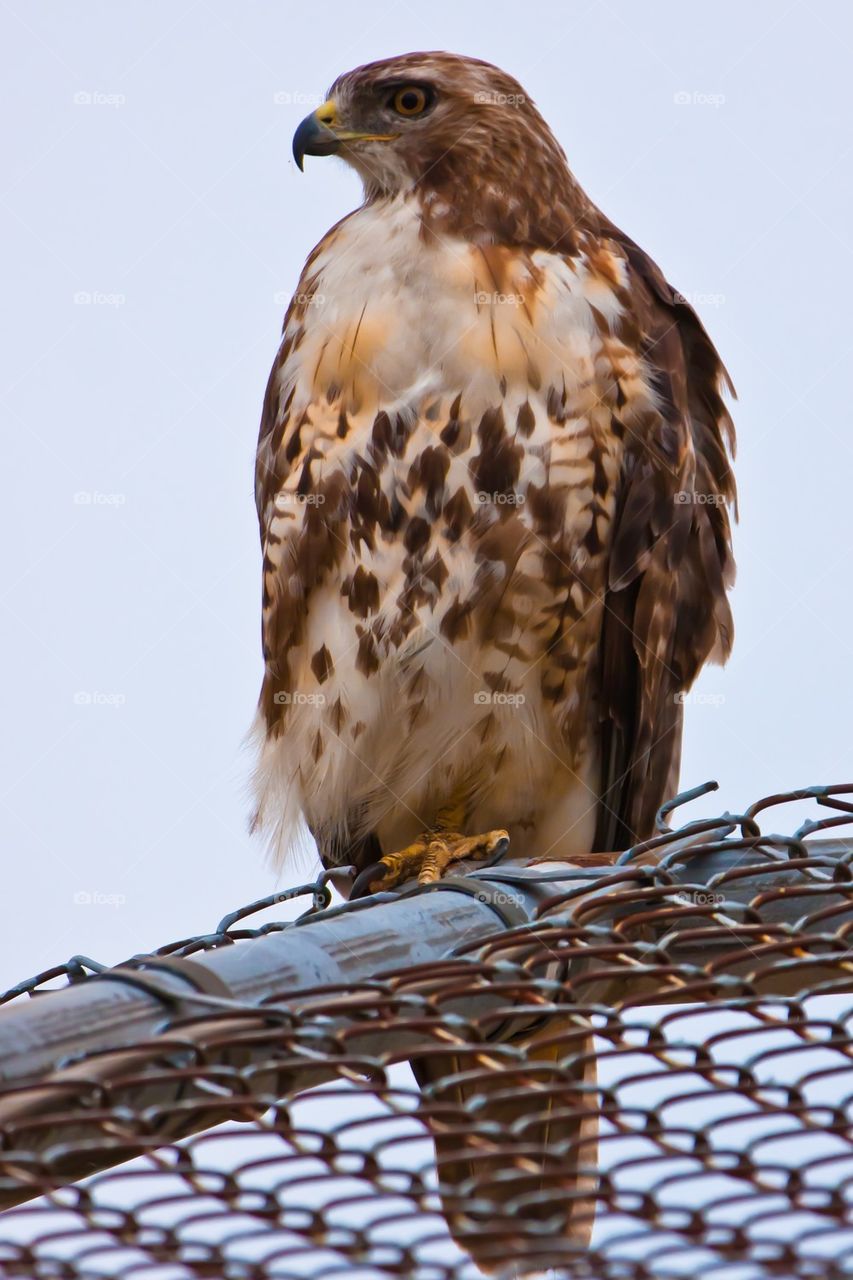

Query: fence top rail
left=2, top=781, right=853, bottom=1279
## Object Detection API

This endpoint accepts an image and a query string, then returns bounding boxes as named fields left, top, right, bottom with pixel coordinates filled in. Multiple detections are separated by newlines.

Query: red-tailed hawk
left=252, top=50, right=735, bottom=888
left=251, top=52, right=736, bottom=1267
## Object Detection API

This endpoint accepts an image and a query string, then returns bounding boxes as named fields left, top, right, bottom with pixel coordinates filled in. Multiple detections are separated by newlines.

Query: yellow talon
left=372, top=826, right=510, bottom=891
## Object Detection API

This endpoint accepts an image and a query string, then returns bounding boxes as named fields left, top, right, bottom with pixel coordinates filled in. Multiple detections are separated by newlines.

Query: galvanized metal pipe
left=0, top=840, right=850, bottom=1208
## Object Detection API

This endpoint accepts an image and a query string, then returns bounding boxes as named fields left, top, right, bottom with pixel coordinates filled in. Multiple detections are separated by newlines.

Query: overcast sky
left=2, top=0, right=852, bottom=983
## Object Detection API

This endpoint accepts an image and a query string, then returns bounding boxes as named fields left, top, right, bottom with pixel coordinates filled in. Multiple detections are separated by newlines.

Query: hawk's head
left=292, top=51, right=591, bottom=247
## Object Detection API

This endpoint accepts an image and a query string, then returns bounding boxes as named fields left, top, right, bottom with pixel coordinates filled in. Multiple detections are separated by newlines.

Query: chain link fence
left=2, top=783, right=853, bottom=1279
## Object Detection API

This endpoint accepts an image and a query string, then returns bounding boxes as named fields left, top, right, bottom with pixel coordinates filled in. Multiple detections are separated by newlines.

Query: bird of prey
left=251, top=51, right=735, bottom=1268
left=252, top=51, right=735, bottom=891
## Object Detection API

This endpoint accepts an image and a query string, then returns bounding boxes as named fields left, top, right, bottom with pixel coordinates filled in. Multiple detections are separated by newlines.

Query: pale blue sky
left=2, top=0, right=852, bottom=980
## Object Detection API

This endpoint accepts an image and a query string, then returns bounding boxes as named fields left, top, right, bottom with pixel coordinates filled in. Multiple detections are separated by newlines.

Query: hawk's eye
left=389, top=85, right=431, bottom=117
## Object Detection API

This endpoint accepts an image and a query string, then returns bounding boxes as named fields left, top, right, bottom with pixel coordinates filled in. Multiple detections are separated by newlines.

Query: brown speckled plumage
left=253, top=49, right=735, bottom=875
left=252, top=51, right=736, bottom=1260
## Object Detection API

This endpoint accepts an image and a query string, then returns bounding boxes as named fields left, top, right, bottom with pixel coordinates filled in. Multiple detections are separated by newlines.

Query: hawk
left=252, top=50, right=735, bottom=891
left=251, top=52, right=736, bottom=1267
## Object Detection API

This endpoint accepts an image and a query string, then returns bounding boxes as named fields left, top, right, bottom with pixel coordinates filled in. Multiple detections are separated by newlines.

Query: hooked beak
left=292, top=98, right=399, bottom=171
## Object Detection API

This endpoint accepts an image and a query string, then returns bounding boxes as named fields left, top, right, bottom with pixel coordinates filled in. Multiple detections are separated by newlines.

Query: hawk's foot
left=352, top=827, right=510, bottom=896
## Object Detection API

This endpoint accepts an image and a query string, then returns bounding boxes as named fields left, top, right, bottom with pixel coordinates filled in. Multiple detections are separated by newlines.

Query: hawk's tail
left=410, top=1022, right=598, bottom=1276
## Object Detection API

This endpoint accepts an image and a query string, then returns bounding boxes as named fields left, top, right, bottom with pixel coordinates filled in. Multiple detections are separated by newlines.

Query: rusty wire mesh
left=3, top=783, right=853, bottom=1279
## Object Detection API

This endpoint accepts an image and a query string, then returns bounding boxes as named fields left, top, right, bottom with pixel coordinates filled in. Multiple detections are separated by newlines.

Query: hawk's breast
left=253, top=197, right=657, bottom=866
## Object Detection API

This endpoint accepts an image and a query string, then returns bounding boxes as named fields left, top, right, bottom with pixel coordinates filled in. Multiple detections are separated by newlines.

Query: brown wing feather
left=255, top=223, right=346, bottom=539
left=593, top=224, right=736, bottom=852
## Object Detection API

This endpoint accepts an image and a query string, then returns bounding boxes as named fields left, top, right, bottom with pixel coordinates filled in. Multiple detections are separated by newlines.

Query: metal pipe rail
left=1, top=833, right=852, bottom=1209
